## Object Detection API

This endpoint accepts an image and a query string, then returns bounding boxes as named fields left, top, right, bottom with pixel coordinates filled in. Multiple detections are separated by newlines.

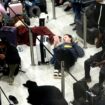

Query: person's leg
left=99, top=65, right=105, bottom=86
left=8, top=64, right=19, bottom=85
left=84, top=51, right=102, bottom=82
left=84, top=58, right=93, bottom=80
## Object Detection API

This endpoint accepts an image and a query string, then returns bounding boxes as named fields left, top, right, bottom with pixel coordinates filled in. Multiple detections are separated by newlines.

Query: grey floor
left=0, top=0, right=102, bottom=105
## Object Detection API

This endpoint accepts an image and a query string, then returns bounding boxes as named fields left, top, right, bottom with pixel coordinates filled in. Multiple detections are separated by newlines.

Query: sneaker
left=81, top=77, right=91, bottom=83
left=58, top=72, right=62, bottom=77
left=54, top=72, right=63, bottom=79
left=70, top=22, right=76, bottom=26
left=57, top=72, right=62, bottom=79
left=54, top=75, right=62, bottom=79
left=54, top=70, right=59, bottom=77
left=54, top=70, right=62, bottom=79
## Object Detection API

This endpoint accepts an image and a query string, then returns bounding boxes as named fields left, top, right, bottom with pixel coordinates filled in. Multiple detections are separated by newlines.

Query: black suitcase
left=73, top=80, right=89, bottom=101
left=76, top=19, right=99, bottom=45
left=0, top=26, right=17, bottom=46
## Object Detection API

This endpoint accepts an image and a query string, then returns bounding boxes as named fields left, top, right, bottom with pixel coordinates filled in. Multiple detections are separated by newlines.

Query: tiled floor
left=0, top=0, right=102, bottom=105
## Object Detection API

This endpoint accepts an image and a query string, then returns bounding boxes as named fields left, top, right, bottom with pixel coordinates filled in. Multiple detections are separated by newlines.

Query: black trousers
left=84, top=50, right=105, bottom=84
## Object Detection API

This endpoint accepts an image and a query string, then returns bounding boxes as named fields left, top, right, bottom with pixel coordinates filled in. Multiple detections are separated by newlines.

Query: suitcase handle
left=43, top=48, right=46, bottom=58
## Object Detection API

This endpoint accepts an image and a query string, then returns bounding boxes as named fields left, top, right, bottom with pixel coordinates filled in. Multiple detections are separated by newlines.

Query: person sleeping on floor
left=51, top=34, right=84, bottom=78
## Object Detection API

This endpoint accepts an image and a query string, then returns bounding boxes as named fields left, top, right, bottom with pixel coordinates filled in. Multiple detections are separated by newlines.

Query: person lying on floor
left=0, top=37, right=21, bottom=85
left=51, top=34, right=84, bottom=78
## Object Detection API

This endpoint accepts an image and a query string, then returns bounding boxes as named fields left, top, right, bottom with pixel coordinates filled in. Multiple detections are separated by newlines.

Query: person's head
left=63, top=34, right=73, bottom=43
left=53, top=35, right=62, bottom=44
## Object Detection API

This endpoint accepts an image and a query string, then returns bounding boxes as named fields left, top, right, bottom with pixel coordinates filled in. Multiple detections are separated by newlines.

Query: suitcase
left=76, top=19, right=99, bottom=45
left=36, top=35, right=51, bottom=65
left=8, top=2, right=23, bottom=17
left=73, top=80, right=89, bottom=101
left=0, top=26, right=17, bottom=46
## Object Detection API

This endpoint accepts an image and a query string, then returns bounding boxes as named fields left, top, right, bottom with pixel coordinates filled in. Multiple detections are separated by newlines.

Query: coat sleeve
left=73, top=43, right=85, bottom=58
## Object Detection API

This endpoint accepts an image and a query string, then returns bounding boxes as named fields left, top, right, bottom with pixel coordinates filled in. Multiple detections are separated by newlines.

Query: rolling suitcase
left=8, top=2, right=23, bottom=18
left=76, top=18, right=98, bottom=45
left=0, top=26, right=17, bottom=46
left=36, top=35, right=51, bottom=65
left=73, top=80, right=89, bottom=101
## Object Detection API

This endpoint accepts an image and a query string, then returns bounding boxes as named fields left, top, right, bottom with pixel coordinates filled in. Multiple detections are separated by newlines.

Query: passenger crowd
left=0, top=0, right=105, bottom=90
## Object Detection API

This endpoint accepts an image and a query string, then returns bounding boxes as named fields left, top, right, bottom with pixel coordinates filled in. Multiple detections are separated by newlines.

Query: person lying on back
left=52, top=34, right=84, bottom=78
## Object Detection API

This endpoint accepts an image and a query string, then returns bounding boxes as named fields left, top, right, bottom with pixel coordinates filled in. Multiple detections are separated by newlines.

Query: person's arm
left=0, top=54, right=5, bottom=60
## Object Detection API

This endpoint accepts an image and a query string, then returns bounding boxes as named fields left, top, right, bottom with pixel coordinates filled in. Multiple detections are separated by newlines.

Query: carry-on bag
left=8, top=2, right=23, bottom=18
left=73, top=80, right=89, bottom=101
left=36, top=35, right=51, bottom=65
left=0, top=26, right=17, bottom=46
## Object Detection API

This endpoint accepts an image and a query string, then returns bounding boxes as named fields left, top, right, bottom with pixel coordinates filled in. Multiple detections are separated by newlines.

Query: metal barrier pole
left=29, top=28, right=35, bottom=66
left=83, top=8, right=87, bottom=48
left=61, top=61, right=65, bottom=97
left=0, top=87, right=12, bottom=105
left=0, top=89, right=1, bottom=105
left=52, top=0, right=56, bottom=19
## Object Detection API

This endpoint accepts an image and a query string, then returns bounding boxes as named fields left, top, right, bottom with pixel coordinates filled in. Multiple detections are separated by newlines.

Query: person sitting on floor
left=52, top=34, right=84, bottom=78
left=0, top=37, right=21, bottom=85
left=82, top=29, right=105, bottom=88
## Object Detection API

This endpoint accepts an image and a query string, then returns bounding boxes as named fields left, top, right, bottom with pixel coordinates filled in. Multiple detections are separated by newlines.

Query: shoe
left=72, top=27, right=76, bottom=31
left=81, top=77, right=91, bottom=83
left=70, top=22, right=76, bottom=26
left=58, top=72, right=62, bottom=77
left=54, top=70, right=62, bottom=79
left=54, top=75, right=62, bottom=79
left=9, top=95, right=18, bottom=104
left=54, top=70, right=59, bottom=77
left=64, top=6, right=71, bottom=11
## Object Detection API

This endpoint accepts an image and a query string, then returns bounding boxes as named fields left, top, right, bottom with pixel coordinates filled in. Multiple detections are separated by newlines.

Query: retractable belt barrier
left=7, top=2, right=95, bottom=102
left=0, top=86, right=13, bottom=105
